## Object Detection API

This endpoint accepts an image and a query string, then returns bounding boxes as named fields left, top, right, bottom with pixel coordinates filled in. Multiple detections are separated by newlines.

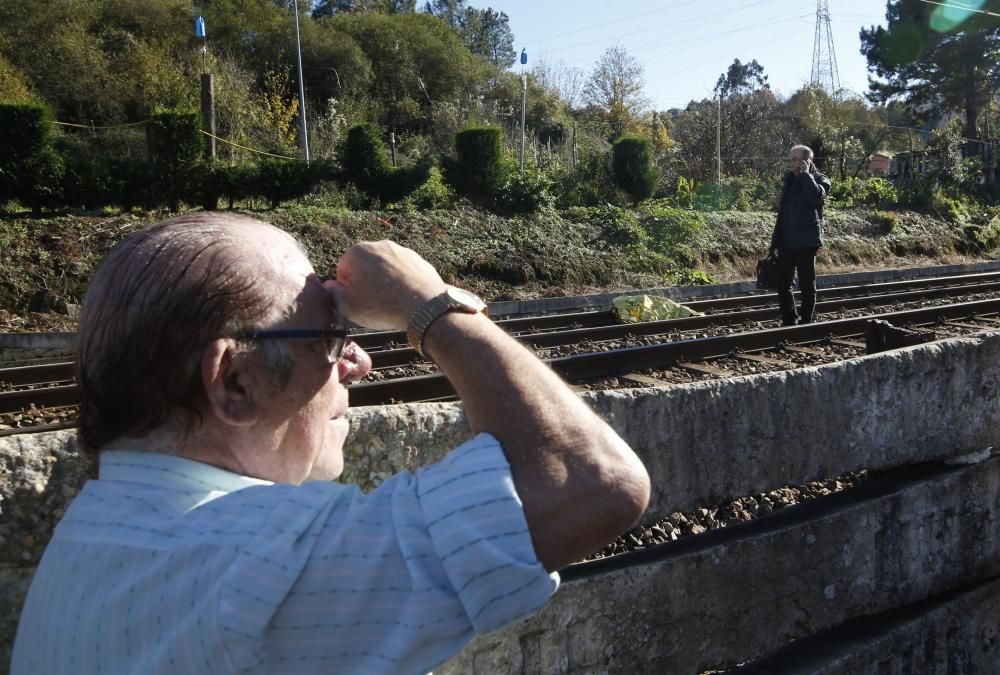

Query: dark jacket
left=770, top=170, right=831, bottom=252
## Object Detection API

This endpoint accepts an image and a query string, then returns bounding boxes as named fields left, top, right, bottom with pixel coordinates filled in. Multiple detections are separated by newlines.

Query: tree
left=312, top=0, right=415, bottom=18
left=713, top=58, right=769, bottom=98
left=612, top=136, right=659, bottom=204
left=422, top=0, right=515, bottom=69
left=531, top=55, right=584, bottom=109
left=860, top=0, right=1000, bottom=156
left=582, top=45, right=650, bottom=140
left=458, top=7, right=515, bottom=69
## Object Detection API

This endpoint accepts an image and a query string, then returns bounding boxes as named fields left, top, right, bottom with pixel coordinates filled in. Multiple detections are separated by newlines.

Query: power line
left=518, top=0, right=764, bottom=47
left=918, top=0, right=1000, bottom=19
left=530, top=0, right=786, bottom=61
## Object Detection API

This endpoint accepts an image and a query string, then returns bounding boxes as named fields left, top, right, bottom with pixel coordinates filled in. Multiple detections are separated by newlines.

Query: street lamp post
left=292, top=0, right=310, bottom=164
left=519, top=48, right=527, bottom=172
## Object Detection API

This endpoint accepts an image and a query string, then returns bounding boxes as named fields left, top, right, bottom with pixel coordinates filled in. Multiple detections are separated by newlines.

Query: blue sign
left=520, top=48, right=527, bottom=65
left=195, top=16, right=206, bottom=39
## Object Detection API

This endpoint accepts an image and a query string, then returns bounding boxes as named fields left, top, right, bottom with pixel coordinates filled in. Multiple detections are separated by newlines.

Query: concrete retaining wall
left=3, top=331, right=1000, bottom=670
left=439, top=456, right=1000, bottom=673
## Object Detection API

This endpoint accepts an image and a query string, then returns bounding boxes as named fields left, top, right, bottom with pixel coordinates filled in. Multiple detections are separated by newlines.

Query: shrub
left=494, top=164, right=555, bottom=215
left=254, top=159, right=315, bottom=209
left=641, top=205, right=704, bottom=266
left=930, top=190, right=968, bottom=224
left=0, top=101, right=62, bottom=214
left=963, top=212, right=1000, bottom=253
left=340, top=123, right=392, bottom=194
left=18, top=146, right=64, bottom=215
left=830, top=176, right=898, bottom=208
left=675, top=176, right=694, bottom=209
left=870, top=210, right=900, bottom=234
left=612, top=136, right=659, bottom=205
left=147, top=109, right=202, bottom=211
left=341, top=123, right=430, bottom=204
left=553, top=151, right=616, bottom=209
left=449, top=126, right=504, bottom=201
left=592, top=205, right=648, bottom=252
left=403, top=166, right=457, bottom=210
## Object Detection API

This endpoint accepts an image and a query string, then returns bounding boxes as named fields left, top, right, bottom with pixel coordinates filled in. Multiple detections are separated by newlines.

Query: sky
left=476, top=0, right=891, bottom=110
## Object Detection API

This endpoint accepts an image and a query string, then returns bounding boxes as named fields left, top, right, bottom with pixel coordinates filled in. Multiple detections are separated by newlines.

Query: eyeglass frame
left=236, top=327, right=350, bottom=364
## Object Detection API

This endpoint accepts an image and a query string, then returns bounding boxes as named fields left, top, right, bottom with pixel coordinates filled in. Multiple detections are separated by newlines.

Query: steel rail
left=5, top=280, right=1000, bottom=409
left=364, top=278, right=1000, bottom=368
left=3, top=297, right=999, bottom=416
left=345, top=297, right=1000, bottom=406
left=354, top=270, right=1000, bottom=352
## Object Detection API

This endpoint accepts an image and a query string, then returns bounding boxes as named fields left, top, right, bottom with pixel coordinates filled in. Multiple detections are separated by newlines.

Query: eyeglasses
left=237, top=328, right=350, bottom=364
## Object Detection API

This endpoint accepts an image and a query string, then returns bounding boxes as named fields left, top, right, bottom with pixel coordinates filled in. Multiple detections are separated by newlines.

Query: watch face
left=445, top=286, right=487, bottom=312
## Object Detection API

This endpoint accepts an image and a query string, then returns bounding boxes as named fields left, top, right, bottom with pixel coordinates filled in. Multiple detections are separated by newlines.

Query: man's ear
left=202, top=339, right=259, bottom=427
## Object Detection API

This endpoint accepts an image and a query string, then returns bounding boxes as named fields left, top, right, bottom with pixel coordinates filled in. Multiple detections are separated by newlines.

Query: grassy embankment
left=0, top=202, right=997, bottom=322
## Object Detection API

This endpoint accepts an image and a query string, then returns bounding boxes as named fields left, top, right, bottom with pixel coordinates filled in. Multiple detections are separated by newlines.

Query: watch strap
left=407, top=293, right=455, bottom=357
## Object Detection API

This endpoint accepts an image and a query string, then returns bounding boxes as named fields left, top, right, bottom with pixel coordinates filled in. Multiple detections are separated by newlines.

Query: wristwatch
left=407, top=287, right=488, bottom=358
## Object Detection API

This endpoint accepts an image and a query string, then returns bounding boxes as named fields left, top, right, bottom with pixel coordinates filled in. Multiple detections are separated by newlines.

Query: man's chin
left=306, top=418, right=349, bottom=481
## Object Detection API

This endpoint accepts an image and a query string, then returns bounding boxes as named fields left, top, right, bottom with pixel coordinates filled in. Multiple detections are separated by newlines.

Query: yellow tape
left=52, top=120, right=148, bottom=130
left=199, top=130, right=300, bottom=161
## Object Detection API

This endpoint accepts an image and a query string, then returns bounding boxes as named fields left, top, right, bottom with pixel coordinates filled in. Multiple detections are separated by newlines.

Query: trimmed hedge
left=340, top=123, right=430, bottom=204
left=612, top=136, right=659, bottom=205
left=450, top=126, right=503, bottom=201
left=147, top=110, right=202, bottom=211
left=0, top=101, right=63, bottom=214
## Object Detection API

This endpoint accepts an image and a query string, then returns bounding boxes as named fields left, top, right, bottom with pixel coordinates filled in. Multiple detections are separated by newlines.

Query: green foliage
left=962, top=212, right=1000, bottom=252
left=829, top=177, right=899, bottom=208
left=640, top=203, right=705, bottom=266
left=253, top=159, right=316, bottom=209
left=591, top=205, right=648, bottom=252
left=449, top=126, right=504, bottom=201
left=927, top=119, right=967, bottom=192
left=612, top=136, right=659, bottom=205
left=665, top=268, right=713, bottom=286
left=340, top=122, right=430, bottom=204
left=674, top=176, right=695, bottom=209
left=870, top=210, right=900, bottom=233
left=147, top=109, right=202, bottom=211
left=0, top=101, right=64, bottom=213
left=930, top=190, right=968, bottom=224
left=403, top=166, right=457, bottom=209
left=552, top=151, right=617, bottom=209
left=494, top=164, right=555, bottom=215
left=341, top=122, right=393, bottom=193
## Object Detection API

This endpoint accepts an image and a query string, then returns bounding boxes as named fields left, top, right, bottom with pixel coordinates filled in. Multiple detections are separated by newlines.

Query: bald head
left=78, top=213, right=306, bottom=452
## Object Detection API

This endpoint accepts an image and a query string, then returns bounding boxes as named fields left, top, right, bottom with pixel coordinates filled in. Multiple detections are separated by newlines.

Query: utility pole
left=519, top=48, right=527, bottom=172
left=195, top=16, right=214, bottom=160
left=571, top=120, right=578, bottom=167
left=292, top=0, right=310, bottom=164
left=716, top=95, right=722, bottom=186
left=520, top=74, right=527, bottom=172
left=907, top=127, right=914, bottom=180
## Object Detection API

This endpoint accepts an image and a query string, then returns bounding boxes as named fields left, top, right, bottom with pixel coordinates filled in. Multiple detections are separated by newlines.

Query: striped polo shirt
left=12, top=433, right=559, bottom=674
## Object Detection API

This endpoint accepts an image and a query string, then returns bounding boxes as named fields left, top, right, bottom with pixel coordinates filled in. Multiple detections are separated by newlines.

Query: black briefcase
left=756, top=254, right=779, bottom=291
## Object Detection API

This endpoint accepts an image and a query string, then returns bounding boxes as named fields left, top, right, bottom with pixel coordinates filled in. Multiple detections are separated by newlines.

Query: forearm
left=423, top=312, right=650, bottom=570
left=798, top=172, right=826, bottom=206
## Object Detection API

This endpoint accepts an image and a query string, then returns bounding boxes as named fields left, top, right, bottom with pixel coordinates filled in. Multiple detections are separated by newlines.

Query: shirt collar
left=99, top=450, right=273, bottom=494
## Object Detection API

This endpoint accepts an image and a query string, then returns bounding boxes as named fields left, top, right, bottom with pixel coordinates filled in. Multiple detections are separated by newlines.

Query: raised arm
left=798, top=170, right=829, bottom=207
left=329, top=241, right=650, bottom=572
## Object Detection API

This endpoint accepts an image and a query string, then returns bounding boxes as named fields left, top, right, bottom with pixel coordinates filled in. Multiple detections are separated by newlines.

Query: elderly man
left=12, top=213, right=650, bottom=674
left=769, top=144, right=832, bottom=326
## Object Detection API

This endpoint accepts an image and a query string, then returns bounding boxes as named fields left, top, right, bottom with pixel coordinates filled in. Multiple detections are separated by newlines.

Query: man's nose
left=337, top=341, right=372, bottom=384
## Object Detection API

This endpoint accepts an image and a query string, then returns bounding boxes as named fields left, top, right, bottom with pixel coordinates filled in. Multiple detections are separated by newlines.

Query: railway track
left=4, top=271, right=1000, bottom=435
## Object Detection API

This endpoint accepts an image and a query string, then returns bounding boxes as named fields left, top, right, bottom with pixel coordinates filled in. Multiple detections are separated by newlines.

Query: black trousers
left=776, top=247, right=818, bottom=325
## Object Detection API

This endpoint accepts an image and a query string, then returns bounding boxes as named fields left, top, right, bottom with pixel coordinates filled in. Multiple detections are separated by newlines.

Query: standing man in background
left=769, top=144, right=832, bottom=325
